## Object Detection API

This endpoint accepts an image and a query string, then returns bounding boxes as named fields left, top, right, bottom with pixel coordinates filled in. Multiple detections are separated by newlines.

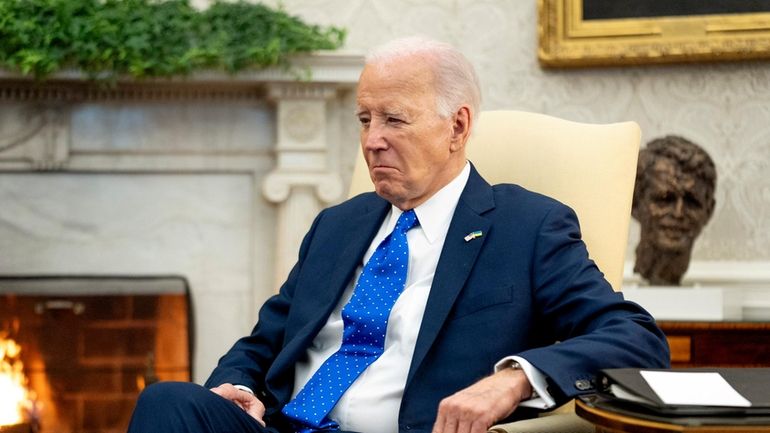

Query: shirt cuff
left=233, top=384, right=255, bottom=395
left=494, top=356, right=556, bottom=410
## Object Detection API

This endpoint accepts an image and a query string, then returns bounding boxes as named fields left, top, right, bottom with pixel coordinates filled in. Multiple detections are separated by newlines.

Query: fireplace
left=0, top=57, right=363, bottom=385
left=0, top=276, right=191, bottom=433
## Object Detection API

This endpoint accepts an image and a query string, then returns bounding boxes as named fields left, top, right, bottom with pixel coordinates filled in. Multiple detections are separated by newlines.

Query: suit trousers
left=127, top=382, right=361, bottom=433
left=127, top=382, right=279, bottom=433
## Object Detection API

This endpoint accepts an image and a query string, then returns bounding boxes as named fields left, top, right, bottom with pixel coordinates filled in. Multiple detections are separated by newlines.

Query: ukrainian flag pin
left=464, top=230, right=483, bottom=242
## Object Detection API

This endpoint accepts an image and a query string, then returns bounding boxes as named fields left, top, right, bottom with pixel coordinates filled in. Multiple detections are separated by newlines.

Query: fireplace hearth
left=0, top=276, right=191, bottom=433
left=0, top=423, right=33, bottom=433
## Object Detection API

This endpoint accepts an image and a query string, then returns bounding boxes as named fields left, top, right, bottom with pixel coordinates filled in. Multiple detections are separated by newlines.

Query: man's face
left=639, top=158, right=712, bottom=252
left=356, top=56, right=465, bottom=210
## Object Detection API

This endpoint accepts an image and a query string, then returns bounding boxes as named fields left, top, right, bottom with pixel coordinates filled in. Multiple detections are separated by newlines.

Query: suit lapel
left=406, top=166, right=495, bottom=387
left=271, top=196, right=390, bottom=392
left=311, top=198, right=391, bottom=330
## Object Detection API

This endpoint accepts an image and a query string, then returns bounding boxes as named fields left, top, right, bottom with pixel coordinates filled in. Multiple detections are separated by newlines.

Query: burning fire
left=0, top=333, right=31, bottom=426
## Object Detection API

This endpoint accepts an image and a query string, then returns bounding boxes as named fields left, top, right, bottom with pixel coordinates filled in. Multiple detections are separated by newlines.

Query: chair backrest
left=349, top=110, right=640, bottom=291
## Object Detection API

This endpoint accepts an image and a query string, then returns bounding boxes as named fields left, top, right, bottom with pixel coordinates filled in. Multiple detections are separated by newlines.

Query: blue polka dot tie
left=282, top=209, right=419, bottom=432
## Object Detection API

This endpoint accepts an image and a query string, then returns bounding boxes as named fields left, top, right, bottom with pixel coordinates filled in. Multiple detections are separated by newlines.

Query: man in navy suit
left=128, top=37, right=669, bottom=433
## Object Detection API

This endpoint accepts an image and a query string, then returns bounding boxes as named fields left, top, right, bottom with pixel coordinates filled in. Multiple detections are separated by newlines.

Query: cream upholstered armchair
left=349, top=110, right=641, bottom=433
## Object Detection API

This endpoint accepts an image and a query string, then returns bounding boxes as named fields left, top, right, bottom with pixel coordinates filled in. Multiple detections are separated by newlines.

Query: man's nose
left=363, top=123, right=387, bottom=151
left=673, top=196, right=684, bottom=217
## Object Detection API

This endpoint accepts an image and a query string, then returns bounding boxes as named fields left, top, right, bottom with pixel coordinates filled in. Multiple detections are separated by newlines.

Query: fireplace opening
left=0, top=276, right=192, bottom=433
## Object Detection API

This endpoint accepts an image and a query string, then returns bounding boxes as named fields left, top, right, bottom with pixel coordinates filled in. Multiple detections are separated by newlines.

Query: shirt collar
left=387, top=162, right=471, bottom=244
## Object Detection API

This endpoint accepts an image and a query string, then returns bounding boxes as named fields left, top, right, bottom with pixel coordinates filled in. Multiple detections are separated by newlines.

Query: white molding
left=0, top=51, right=365, bottom=86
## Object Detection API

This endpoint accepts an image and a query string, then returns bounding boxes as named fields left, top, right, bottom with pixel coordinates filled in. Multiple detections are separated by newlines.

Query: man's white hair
left=366, top=36, right=481, bottom=120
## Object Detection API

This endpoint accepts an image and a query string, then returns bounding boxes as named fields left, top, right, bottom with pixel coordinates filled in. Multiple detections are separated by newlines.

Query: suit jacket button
left=575, top=379, right=592, bottom=391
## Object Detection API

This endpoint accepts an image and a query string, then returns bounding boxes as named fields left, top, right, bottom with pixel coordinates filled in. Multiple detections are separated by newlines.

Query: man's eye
left=684, top=192, right=703, bottom=208
left=358, top=117, right=371, bottom=126
left=387, top=117, right=404, bottom=124
left=655, top=192, right=675, bottom=204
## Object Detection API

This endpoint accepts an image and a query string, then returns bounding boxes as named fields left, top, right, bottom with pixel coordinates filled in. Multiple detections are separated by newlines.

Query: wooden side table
left=575, top=397, right=770, bottom=433
left=657, top=321, right=770, bottom=367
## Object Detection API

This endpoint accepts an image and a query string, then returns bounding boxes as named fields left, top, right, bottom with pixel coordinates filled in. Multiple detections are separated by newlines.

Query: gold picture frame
left=538, top=0, right=770, bottom=67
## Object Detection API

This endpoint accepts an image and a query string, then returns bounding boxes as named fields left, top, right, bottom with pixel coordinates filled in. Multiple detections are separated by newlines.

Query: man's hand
left=210, top=383, right=267, bottom=426
left=432, top=368, right=533, bottom=433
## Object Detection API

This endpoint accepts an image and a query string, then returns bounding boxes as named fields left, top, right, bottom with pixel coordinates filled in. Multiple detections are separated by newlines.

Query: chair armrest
left=488, top=413, right=594, bottom=433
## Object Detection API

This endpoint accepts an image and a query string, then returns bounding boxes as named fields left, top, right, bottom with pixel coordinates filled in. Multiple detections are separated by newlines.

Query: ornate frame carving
left=538, top=0, right=770, bottom=67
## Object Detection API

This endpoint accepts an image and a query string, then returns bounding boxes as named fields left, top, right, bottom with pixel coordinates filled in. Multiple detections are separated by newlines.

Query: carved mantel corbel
left=262, top=81, right=348, bottom=287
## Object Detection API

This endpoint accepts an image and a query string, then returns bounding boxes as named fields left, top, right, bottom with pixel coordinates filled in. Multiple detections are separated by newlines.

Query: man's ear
left=449, top=105, right=472, bottom=153
left=705, top=195, right=716, bottom=220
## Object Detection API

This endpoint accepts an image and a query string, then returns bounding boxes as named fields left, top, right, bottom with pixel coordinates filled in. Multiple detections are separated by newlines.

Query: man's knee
left=135, top=381, right=208, bottom=412
left=131, top=381, right=272, bottom=433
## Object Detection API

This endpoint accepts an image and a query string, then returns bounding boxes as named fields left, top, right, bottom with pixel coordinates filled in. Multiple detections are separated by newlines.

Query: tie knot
left=395, top=209, right=419, bottom=233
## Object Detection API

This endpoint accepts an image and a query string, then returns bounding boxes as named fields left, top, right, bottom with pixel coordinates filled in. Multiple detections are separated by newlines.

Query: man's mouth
left=659, top=222, right=689, bottom=232
left=656, top=225, right=692, bottom=242
left=371, top=164, right=398, bottom=172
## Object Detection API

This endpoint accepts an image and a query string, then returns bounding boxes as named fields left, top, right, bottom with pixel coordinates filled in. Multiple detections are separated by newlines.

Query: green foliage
left=0, top=0, right=346, bottom=80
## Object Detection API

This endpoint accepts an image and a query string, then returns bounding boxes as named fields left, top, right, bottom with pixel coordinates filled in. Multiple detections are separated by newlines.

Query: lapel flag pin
left=464, top=230, right=483, bottom=242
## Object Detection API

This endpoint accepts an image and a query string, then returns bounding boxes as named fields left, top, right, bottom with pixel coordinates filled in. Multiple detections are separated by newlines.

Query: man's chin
left=651, top=237, right=694, bottom=253
left=373, top=183, right=406, bottom=204
left=372, top=181, right=392, bottom=195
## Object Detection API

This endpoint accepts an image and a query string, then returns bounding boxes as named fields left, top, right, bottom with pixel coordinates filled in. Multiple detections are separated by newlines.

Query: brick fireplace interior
left=0, top=276, right=191, bottom=433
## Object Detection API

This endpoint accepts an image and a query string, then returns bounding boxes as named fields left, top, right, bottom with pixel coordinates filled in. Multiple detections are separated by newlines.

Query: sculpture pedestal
left=623, top=261, right=770, bottom=322
left=622, top=286, right=742, bottom=321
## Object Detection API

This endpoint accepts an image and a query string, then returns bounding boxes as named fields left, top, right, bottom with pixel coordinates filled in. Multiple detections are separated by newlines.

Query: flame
left=0, top=334, right=30, bottom=426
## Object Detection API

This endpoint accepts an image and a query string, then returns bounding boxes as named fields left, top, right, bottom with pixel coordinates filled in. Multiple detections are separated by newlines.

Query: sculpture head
left=632, top=135, right=716, bottom=285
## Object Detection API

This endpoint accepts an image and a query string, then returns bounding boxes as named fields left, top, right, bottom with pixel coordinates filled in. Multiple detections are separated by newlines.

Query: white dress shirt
left=285, top=162, right=552, bottom=433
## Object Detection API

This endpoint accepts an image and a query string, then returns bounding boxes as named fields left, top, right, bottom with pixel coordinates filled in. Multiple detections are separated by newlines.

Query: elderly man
left=632, top=135, right=717, bottom=285
left=128, top=37, right=668, bottom=433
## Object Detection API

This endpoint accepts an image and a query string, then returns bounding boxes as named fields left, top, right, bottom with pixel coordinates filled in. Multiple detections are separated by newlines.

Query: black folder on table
left=596, top=368, right=770, bottom=420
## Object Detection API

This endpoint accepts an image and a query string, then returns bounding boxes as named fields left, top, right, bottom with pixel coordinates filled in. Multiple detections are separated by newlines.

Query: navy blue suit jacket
left=206, top=165, right=669, bottom=432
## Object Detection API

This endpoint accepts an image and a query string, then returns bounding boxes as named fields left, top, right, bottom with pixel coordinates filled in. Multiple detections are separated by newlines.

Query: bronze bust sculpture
left=632, top=135, right=717, bottom=285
